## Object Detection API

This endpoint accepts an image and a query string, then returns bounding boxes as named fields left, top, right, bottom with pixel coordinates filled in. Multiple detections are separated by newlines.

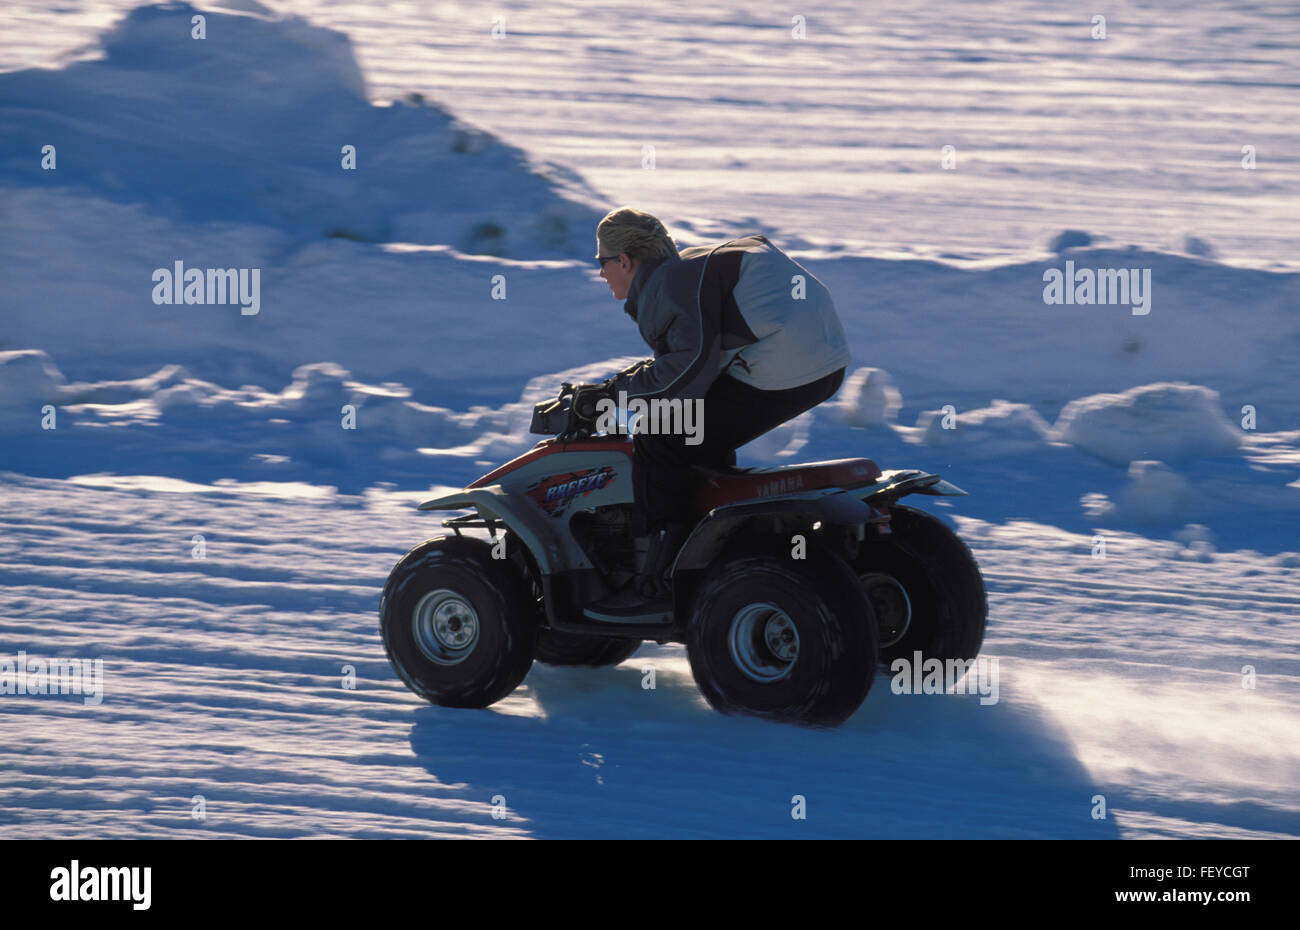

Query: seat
left=691, top=458, right=881, bottom=513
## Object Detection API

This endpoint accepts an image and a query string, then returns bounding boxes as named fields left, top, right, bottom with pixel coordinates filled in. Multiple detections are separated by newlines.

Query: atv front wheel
left=380, top=536, right=537, bottom=708
left=686, top=551, right=878, bottom=727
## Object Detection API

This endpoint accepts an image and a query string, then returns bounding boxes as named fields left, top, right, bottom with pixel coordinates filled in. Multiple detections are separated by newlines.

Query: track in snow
left=1, top=474, right=1295, bottom=839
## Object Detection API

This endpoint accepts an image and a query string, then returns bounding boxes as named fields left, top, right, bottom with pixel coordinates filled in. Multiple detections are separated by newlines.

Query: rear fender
left=859, top=469, right=968, bottom=505
left=672, top=488, right=879, bottom=574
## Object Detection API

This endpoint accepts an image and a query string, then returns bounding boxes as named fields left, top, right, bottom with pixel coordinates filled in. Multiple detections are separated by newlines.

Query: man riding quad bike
left=379, top=210, right=987, bottom=726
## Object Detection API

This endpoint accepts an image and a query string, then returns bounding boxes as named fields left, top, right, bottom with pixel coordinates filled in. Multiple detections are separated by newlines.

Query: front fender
left=417, top=485, right=565, bottom=574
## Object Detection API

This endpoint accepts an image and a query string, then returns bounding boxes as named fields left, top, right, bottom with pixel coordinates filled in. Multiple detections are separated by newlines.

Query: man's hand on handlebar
left=557, top=380, right=615, bottom=441
left=572, top=380, right=615, bottom=421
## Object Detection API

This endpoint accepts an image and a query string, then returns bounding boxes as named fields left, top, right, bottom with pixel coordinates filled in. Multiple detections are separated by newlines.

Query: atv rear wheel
left=534, top=630, right=641, bottom=667
left=380, top=536, right=537, bottom=708
left=853, top=505, right=987, bottom=664
left=686, top=551, right=878, bottom=727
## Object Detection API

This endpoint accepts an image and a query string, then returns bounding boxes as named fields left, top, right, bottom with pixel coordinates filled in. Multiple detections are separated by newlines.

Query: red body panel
left=692, top=458, right=881, bottom=513
left=467, top=437, right=633, bottom=489
left=468, top=441, right=879, bottom=516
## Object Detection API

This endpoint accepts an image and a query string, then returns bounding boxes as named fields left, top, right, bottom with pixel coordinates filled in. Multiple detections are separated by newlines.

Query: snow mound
left=1082, top=467, right=1225, bottom=530
left=0, top=350, right=662, bottom=487
left=1050, top=382, right=1242, bottom=466
left=0, top=350, right=67, bottom=412
left=0, top=2, right=603, bottom=255
left=1172, top=522, right=1216, bottom=561
left=1048, top=230, right=1095, bottom=252
left=1118, top=460, right=1196, bottom=526
left=1183, top=236, right=1218, bottom=260
left=836, top=367, right=902, bottom=428
left=911, top=399, right=1052, bottom=458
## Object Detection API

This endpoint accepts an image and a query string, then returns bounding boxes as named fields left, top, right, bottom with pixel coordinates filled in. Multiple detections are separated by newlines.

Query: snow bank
left=0, top=2, right=603, bottom=256
left=0, top=1, right=1295, bottom=554
left=0, top=350, right=656, bottom=486
left=814, top=247, right=1300, bottom=420
left=909, top=399, right=1052, bottom=459
left=1050, top=382, right=1242, bottom=466
left=0, top=350, right=67, bottom=417
left=836, top=367, right=902, bottom=428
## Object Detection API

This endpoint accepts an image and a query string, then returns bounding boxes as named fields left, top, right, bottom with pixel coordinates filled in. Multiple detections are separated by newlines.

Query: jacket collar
left=623, top=256, right=666, bottom=322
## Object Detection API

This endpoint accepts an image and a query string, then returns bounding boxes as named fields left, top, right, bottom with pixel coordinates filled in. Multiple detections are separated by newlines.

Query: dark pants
left=631, top=367, right=846, bottom=535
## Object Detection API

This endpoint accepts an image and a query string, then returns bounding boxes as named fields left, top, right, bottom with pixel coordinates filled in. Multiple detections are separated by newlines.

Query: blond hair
left=596, top=207, right=678, bottom=262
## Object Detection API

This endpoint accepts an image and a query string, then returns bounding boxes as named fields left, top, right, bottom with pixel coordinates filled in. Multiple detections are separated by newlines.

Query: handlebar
left=530, top=383, right=587, bottom=439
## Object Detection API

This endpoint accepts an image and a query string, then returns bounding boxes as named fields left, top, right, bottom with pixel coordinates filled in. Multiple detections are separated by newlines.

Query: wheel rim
left=411, top=588, right=480, bottom=666
left=860, top=572, right=911, bottom=648
left=728, top=602, right=800, bottom=683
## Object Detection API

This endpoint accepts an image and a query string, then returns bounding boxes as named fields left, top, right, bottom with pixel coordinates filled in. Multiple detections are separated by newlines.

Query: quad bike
left=380, top=383, right=987, bottom=726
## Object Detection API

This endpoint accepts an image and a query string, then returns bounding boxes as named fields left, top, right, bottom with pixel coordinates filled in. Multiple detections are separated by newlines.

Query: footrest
left=582, top=605, right=673, bottom=625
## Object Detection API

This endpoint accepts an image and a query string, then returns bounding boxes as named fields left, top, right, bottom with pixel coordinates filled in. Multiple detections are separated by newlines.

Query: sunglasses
left=595, top=253, right=624, bottom=268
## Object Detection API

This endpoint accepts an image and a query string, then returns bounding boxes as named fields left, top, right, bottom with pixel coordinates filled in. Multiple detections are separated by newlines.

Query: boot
left=583, top=524, right=687, bottom=621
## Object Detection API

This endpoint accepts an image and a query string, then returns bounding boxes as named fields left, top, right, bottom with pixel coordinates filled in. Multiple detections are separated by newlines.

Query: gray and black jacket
left=610, top=234, right=851, bottom=400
